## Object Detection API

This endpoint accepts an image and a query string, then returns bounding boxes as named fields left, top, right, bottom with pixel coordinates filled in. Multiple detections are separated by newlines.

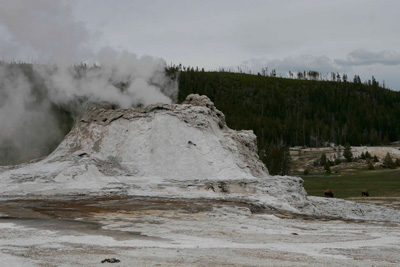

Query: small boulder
left=101, top=258, right=120, bottom=264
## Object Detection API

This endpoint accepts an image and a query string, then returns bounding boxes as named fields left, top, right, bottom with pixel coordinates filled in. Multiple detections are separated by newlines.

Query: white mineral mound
left=0, top=94, right=399, bottom=221
left=352, top=146, right=400, bottom=159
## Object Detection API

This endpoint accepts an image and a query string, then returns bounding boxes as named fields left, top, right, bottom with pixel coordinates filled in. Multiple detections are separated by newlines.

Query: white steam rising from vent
left=0, top=0, right=178, bottom=165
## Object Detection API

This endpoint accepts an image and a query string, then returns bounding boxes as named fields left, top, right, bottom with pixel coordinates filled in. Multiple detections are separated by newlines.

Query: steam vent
left=0, top=94, right=399, bottom=222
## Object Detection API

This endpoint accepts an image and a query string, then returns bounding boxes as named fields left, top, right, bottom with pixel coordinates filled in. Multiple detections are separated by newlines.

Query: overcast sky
left=1, top=0, right=399, bottom=90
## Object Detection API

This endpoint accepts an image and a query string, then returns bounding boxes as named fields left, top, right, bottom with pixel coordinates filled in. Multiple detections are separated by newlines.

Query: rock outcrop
left=48, top=94, right=268, bottom=180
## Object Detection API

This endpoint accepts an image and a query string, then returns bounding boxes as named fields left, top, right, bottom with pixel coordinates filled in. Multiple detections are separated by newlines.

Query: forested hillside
left=175, top=68, right=400, bottom=173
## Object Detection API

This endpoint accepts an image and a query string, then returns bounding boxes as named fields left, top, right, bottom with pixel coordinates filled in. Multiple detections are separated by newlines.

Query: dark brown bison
left=361, top=190, right=369, bottom=197
left=324, top=189, right=334, bottom=198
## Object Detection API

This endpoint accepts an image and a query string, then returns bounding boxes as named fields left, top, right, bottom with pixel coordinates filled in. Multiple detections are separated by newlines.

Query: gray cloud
left=0, top=0, right=92, bottom=63
left=335, top=49, right=400, bottom=66
left=238, top=52, right=399, bottom=91
left=240, top=54, right=345, bottom=77
left=74, top=0, right=400, bottom=71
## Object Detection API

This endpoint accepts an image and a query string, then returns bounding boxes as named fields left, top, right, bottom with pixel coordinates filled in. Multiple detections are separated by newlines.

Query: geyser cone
left=47, top=94, right=268, bottom=180
left=1, top=95, right=400, bottom=223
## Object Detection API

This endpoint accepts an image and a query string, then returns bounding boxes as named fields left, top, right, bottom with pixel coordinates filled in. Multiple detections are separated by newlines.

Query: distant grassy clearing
left=301, top=169, right=400, bottom=199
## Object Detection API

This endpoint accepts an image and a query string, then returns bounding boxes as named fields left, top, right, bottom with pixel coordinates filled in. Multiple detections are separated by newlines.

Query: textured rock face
left=48, top=94, right=267, bottom=180
left=0, top=94, right=400, bottom=222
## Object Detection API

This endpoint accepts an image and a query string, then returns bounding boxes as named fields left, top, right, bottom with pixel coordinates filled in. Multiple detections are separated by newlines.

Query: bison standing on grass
left=361, top=190, right=369, bottom=197
left=324, top=189, right=334, bottom=198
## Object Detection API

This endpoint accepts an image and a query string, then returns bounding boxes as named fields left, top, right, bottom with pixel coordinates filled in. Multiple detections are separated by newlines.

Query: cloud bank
left=335, top=49, right=400, bottom=66
left=0, top=0, right=91, bottom=62
left=240, top=54, right=344, bottom=77
left=239, top=49, right=400, bottom=90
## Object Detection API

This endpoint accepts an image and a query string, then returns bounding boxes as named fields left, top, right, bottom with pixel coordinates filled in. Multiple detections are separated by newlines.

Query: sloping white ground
left=0, top=94, right=400, bottom=222
left=352, top=146, right=400, bottom=159
left=1, top=204, right=400, bottom=266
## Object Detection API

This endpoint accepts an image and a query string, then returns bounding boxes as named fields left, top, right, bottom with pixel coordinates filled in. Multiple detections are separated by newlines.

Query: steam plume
left=0, top=0, right=178, bottom=165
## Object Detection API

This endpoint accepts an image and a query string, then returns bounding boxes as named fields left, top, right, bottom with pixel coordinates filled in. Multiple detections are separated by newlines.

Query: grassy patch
left=301, top=169, right=400, bottom=199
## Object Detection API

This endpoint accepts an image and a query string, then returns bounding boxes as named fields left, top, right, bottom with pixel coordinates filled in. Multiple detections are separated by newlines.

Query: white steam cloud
left=36, top=49, right=177, bottom=111
left=0, top=0, right=178, bottom=165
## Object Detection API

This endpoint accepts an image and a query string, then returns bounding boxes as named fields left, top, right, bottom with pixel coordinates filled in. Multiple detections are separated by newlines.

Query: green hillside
left=175, top=69, right=400, bottom=174
left=177, top=69, right=400, bottom=145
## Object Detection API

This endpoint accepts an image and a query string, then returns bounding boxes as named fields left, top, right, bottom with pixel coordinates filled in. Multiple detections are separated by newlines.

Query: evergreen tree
left=269, top=146, right=282, bottom=175
left=367, top=161, right=375, bottom=170
left=343, top=143, right=353, bottom=162
left=281, top=146, right=291, bottom=175
left=324, top=161, right=331, bottom=174
left=320, top=153, right=327, bottom=166
left=383, top=153, right=396, bottom=169
left=343, top=73, right=348, bottom=83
